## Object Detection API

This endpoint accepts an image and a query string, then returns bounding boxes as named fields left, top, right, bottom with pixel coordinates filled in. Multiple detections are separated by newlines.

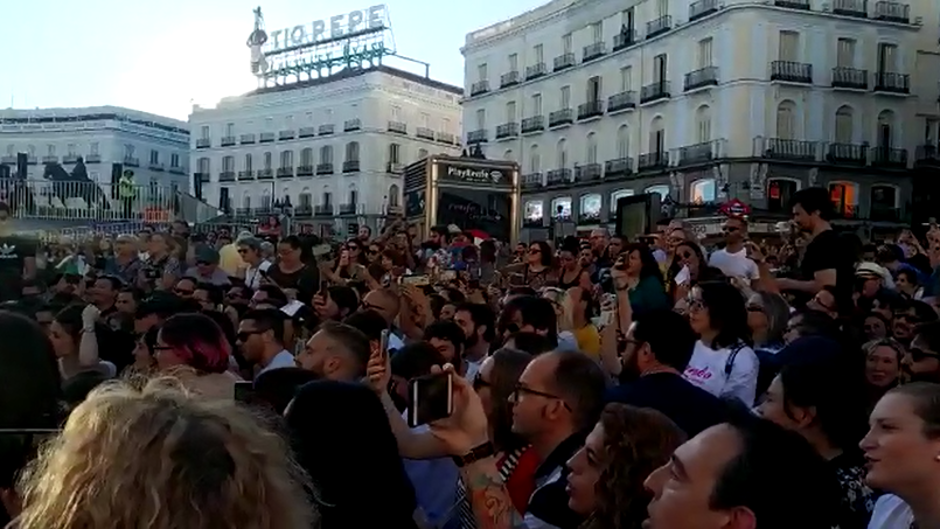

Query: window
left=562, top=33, right=572, bottom=53
left=611, top=190, right=634, bottom=210
left=616, top=125, right=630, bottom=158
left=263, top=152, right=273, bottom=169
left=695, top=106, right=712, bottom=143
left=389, top=143, right=401, bottom=164
left=420, top=113, right=430, bottom=128
left=561, top=86, right=571, bottom=109
left=837, top=38, right=856, bottom=67
left=878, top=110, right=895, bottom=147
left=776, top=101, right=796, bottom=139
left=926, top=119, right=939, bottom=144
left=586, top=76, right=601, bottom=102
left=67, top=144, right=76, bottom=156
left=279, top=151, right=292, bottom=168
left=323, top=192, right=333, bottom=206
left=477, top=63, right=488, bottom=81
left=551, top=197, right=572, bottom=219
left=243, top=193, right=251, bottom=210
left=653, top=54, right=667, bottom=82
left=349, top=188, right=359, bottom=206
left=581, top=194, right=602, bottom=219
left=124, top=144, right=135, bottom=158
left=90, top=142, right=99, bottom=155
left=222, top=155, right=234, bottom=172
left=508, top=53, right=518, bottom=71
left=391, top=105, right=402, bottom=121
left=877, top=43, right=897, bottom=72
left=442, top=118, right=451, bottom=133
left=835, top=106, right=854, bottom=143
left=532, top=93, right=543, bottom=115
left=525, top=200, right=544, bottom=220
left=261, top=191, right=272, bottom=210
left=198, top=157, right=210, bottom=173
left=779, top=31, right=799, bottom=61
left=619, top=66, right=632, bottom=91
left=319, top=145, right=333, bottom=164
left=324, top=108, right=334, bottom=122
left=556, top=138, right=568, bottom=168
left=200, top=126, right=209, bottom=139
left=697, top=38, right=713, bottom=68
left=529, top=145, right=541, bottom=172
left=590, top=22, right=602, bottom=43
left=504, top=149, right=514, bottom=161
left=622, top=8, right=635, bottom=29
left=149, top=149, right=159, bottom=164
left=171, top=153, right=180, bottom=168
left=656, top=0, right=668, bottom=17
left=649, top=117, right=665, bottom=153
left=646, top=185, right=670, bottom=199
left=389, top=184, right=401, bottom=206
left=534, top=44, right=544, bottom=63
left=305, top=112, right=314, bottom=122
left=586, top=132, right=598, bottom=164
left=767, top=179, right=798, bottom=212
left=829, top=182, right=858, bottom=216
left=690, top=179, right=717, bottom=204
left=299, top=191, right=312, bottom=208
left=345, top=142, right=360, bottom=161
left=476, top=109, right=486, bottom=129
left=870, top=186, right=897, bottom=218
left=506, top=101, right=517, bottom=121
left=244, top=153, right=253, bottom=171
left=226, top=123, right=235, bottom=136
left=47, top=144, right=55, bottom=156
left=300, top=148, right=313, bottom=166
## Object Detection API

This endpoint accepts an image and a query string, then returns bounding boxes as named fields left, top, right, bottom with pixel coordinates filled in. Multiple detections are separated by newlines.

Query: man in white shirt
left=237, top=308, right=295, bottom=378
left=708, top=216, right=759, bottom=287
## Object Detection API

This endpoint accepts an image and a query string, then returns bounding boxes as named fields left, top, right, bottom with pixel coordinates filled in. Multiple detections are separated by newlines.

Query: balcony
left=467, top=129, right=488, bottom=145
left=276, top=167, right=294, bottom=178
left=26, top=156, right=37, bottom=165
left=521, top=116, right=545, bottom=134
left=549, top=109, right=574, bottom=128
left=690, top=0, right=719, bottom=20
left=279, top=130, right=296, bottom=141
left=219, top=136, right=236, bottom=147
left=613, top=29, right=635, bottom=51
left=501, top=71, right=521, bottom=88
left=296, top=165, right=314, bottom=177
left=62, top=155, right=80, bottom=164
left=238, top=170, right=255, bottom=181
left=344, top=119, right=361, bottom=132
left=293, top=127, right=315, bottom=139
left=684, top=66, right=718, bottom=91
left=41, top=155, right=58, bottom=164
left=316, top=163, right=334, bottom=175
left=437, top=131, right=457, bottom=145
left=582, top=42, right=606, bottom=62
left=833, top=204, right=860, bottom=220
left=416, top=127, right=435, bottom=140
left=319, top=124, right=335, bottom=136
left=257, top=168, right=274, bottom=180
left=870, top=146, right=908, bottom=168
left=523, top=217, right=545, bottom=228
left=294, top=205, right=313, bottom=217
left=605, top=157, right=634, bottom=178
left=343, top=160, right=360, bottom=173
left=646, top=16, right=672, bottom=39
left=496, top=122, right=519, bottom=140
left=388, top=121, right=408, bottom=135
left=259, top=132, right=275, bottom=143
left=870, top=206, right=905, bottom=222
left=0, top=155, right=14, bottom=165
left=640, top=81, right=671, bottom=104
left=577, top=100, right=605, bottom=121
left=826, top=143, right=868, bottom=166
left=832, top=67, right=868, bottom=89
left=608, top=91, right=637, bottom=113
left=874, top=72, right=910, bottom=94
left=758, top=138, right=819, bottom=161
left=148, top=162, right=165, bottom=172
left=387, top=162, right=404, bottom=174
left=833, top=0, right=868, bottom=17
left=85, top=154, right=101, bottom=163
left=339, top=203, right=358, bottom=215
left=579, top=211, right=602, bottom=225
left=194, top=172, right=210, bottom=184
left=124, top=156, right=140, bottom=167
left=546, top=168, right=572, bottom=186
left=574, top=163, right=602, bottom=182
left=526, top=63, right=547, bottom=80
left=553, top=53, right=575, bottom=72
left=915, top=145, right=940, bottom=164
left=220, top=171, right=236, bottom=182
left=470, top=80, right=490, bottom=96
left=240, top=133, right=256, bottom=144
left=169, top=166, right=186, bottom=175
left=774, top=0, right=810, bottom=8
left=196, top=138, right=211, bottom=149
left=522, top=173, right=543, bottom=189
left=638, top=152, right=670, bottom=171
left=874, top=0, right=909, bottom=22
left=315, top=205, right=334, bottom=217
left=770, top=61, right=813, bottom=84
left=676, top=141, right=720, bottom=166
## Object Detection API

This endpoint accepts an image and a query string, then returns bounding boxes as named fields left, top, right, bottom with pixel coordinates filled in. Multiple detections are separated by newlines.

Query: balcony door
left=767, top=179, right=797, bottom=213
left=653, top=54, right=667, bottom=83
left=877, top=43, right=896, bottom=73
left=586, top=77, right=601, bottom=103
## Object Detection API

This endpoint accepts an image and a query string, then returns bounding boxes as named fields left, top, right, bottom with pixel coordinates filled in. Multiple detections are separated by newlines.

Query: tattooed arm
left=461, top=456, right=528, bottom=529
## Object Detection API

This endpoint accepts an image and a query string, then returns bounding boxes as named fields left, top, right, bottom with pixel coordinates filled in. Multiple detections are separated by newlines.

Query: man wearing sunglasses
left=708, top=217, right=759, bottom=288
left=238, top=308, right=295, bottom=379
left=905, top=321, right=940, bottom=383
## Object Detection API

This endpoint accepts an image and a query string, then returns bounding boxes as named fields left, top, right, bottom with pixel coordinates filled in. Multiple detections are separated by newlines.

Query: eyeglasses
left=511, top=383, right=571, bottom=410
left=745, top=304, right=765, bottom=313
left=528, top=248, right=541, bottom=254
left=686, top=298, right=706, bottom=313
left=367, top=248, right=379, bottom=255
left=472, top=374, right=491, bottom=390
left=910, top=347, right=940, bottom=363
left=236, top=330, right=266, bottom=342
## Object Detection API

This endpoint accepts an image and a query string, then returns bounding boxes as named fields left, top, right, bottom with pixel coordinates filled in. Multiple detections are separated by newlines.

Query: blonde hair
left=17, top=380, right=316, bottom=529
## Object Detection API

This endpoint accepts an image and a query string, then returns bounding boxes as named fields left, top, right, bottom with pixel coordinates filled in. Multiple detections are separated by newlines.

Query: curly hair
left=581, top=403, right=687, bottom=529
left=16, top=380, right=316, bottom=529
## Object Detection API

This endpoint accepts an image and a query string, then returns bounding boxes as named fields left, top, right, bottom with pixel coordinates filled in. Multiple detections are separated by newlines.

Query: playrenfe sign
left=267, top=5, right=386, bottom=51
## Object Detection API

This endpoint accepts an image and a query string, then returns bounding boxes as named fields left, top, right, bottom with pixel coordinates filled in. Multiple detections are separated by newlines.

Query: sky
left=3, top=0, right=549, bottom=122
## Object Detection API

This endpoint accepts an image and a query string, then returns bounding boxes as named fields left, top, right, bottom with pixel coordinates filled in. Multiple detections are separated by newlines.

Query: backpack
left=724, top=342, right=748, bottom=376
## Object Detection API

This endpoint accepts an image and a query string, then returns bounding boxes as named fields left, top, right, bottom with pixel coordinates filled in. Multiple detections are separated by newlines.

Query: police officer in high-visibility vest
left=119, top=170, right=136, bottom=218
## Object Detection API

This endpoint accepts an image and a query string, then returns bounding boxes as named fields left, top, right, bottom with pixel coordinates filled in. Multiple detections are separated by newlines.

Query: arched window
left=829, top=181, right=859, bottom=218
left=389, top=143, right=401, bottom=164
left=776, top=101, right=796, bottom=139
left=300, top=148, right=313, bottom=167
left=610, top=189, right=634, bottom=213
left=690, top=179, right=717, bottom=204
left=261, top=188, right=272, bottom=209
left=299, top=187, right=312, bottom=210
left=388, top=184, right=400, bottom=206
left=263, top=152, right=272, bottom=169
left=877, top=110, right=895, bottom=148
left=243, top=153, right=253, bottom=171
left=649, top=116, right=665, bottom=153
left=616, top=125, right=630, bottom=159
left=348, top=184, right=358, bottom=206
left=524, top=200, right=544, bottom=221
left=529, top=144, right=541, bottom=173
left=198, top=157, right=210, bottom=173
left=278, top=151, right=292, bottom=168
left=767, top=178, right=799, bottom=213
left=504, top=149, right=515, bottom=162
left=645, top=185, right=670, bottom=199
left=556, top=138, right=568, bottom=168
left=580, top=193, right=601, bottom=222
left=551, top=197, right=572, bottom=219
left=695, top=105, right=712, bottom=143
left=319, top=145, right=333, bottom=164
left=242, top=191, right=251, bottom=210
left=222, top=155, right=234, bottom=172
left=834, top=106, right=853, bottom=144
left=418, top=148, right=428, bottom=160
left=586, top=132, right=598, bottom=164
left=345, top=142, right=359, bottom=162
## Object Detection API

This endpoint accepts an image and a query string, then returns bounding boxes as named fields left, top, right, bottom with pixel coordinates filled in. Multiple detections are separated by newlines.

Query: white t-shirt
left=708, top=247, right=759, bottom=281
left=244, top=260, right=272, bottom=290
left=683, top=340, right=759, bottom=406
left=867, top=494, right=912, bottom=529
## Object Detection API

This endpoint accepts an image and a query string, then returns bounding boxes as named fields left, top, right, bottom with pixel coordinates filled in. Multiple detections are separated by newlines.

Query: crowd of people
left=1, top=185, right=940, bottom=529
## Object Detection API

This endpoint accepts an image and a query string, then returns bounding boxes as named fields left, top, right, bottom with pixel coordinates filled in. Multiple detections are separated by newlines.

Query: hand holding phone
left=407, top=373, right=454, bottom=428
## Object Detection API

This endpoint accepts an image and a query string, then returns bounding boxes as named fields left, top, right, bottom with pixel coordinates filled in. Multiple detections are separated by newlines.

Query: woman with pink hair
left=155, top=313, right=242, bottom=399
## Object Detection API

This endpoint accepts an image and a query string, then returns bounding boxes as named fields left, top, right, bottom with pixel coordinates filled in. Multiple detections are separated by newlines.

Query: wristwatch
left=452, top=441, right=496, bottom=468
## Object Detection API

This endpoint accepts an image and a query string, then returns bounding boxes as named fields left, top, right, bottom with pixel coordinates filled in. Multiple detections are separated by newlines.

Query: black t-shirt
left=0, top=236, right=34, bottom=302
left=799, top=230, right=854, bottom=304
left=606, top=372, right=728, bottom=437
left=526, top=433, right=587, bottom=529
left=266, top=264, right=319, bottom=303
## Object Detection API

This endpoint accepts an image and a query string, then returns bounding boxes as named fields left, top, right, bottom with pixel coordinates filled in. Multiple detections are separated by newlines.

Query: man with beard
left=606, top=309, right=726, bottom=437
left=904, top=320, right=940, bottom=383
left=453, top=302, right=495, bottom=380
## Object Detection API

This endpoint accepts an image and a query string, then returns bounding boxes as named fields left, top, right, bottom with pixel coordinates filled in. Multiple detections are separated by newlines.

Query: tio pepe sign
left=268, top=5, right=386, bottom=51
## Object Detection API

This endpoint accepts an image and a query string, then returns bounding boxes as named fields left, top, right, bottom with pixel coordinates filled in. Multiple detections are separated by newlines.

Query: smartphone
left=319, top=280, right=329, bottom=297
left=312, top=244, right=332, bottom=257
left=401, top=274, right=430, bottom=287
left=379, top=328, right=390, bottom=361
left=407, top=373, right=454, bottom=428
left=234, top=381, right=255, bottom=403
left=598, top=293, right=617, bottom=328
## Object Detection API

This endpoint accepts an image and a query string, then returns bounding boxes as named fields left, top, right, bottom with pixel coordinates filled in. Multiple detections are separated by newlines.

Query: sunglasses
left=236, top=330, right=265, bottom=342
left=528, top=249, right=541, bottom=254
left=722, top=226, right=740, bottom=233
left=686, top=298, right=706, bottom=312
left=745, top=304, right=764, bottom=313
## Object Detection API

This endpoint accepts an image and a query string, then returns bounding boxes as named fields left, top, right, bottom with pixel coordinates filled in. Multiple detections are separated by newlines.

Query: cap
left=855, top=262, right=888, bottom=281
left=447, top=224, right=462, bottom=235
left=195, top=244, right=220, bottom=265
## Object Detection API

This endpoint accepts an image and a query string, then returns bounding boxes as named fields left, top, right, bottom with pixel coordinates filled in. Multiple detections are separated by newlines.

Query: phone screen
left=379, top=329, right=390, bottom=361
left=234, top=381, right=255, bottom=404
left=407, top=373, right=453, bottom=428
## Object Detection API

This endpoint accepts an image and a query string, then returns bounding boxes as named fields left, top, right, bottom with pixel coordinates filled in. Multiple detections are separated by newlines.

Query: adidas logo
left=0, top=243, right=16, bottom=258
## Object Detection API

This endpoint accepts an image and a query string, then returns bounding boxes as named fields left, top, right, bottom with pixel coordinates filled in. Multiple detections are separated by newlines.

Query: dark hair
left=326, top=286, right=359, bottom=318
left=896, top=268, right=919, bottom=287
left=622, top=243, right=664, bottom=284
left=95, top=275, right=123, bottom=292
left=424, top=320, right=467, bottom=371
left=431, top=225, right=450, bottom=242
left=914, top=320, right=940, bottom=356
left=789, top=187, right=834, bottom=221
left=900, top=299, right=939, bottom=324
left=256, top=284, right=289, bottom=308
left=195, top=282, right=224, bottom=306
left=633, top=309, right=698, bottom=371
left=158, top=313, right=231, bottom=374
left=254, top=367, right=320, bottom=415
left=886, top=382, right=940, bottom=439
left=242, top=308, right=287, bottom=345
left=343, top=310, right=388, bottom=342
left=53, top=305, right=85, bottom=344
left=697, top=281, right=752, bottom=349
left=667, top=241, right=720, bottom=289
left=316, top=322, right=371, bottom=378
left=479, top=239, right=497, bottom=263
left=280, top=235, right=303, bottom=250
left=487, top=348, right=533, bottom=452
left=391, top=342, right=446, bottom=380
left=792, top=309, right=840, bottom=339
left=455, top=302, right=496, bottom=343
left=135, top=293, right=184, bottom=321
left=499, top=296, right=558, bottom=346
left=710, top=413, right=842, bottom=529
left=548, top=350, right=607, bottom=431
left=118, top=286, right=144, bottom=303
left=528, top=240, right=554, bottom=267
left=442, top=287, right=466, bottom=305
left=507, top=286, right=538, bottom=298
left=505, top=332, right=554, bottom=356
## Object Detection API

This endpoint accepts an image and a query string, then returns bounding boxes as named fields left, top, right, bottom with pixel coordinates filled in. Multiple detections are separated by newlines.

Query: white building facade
left=0, top=106, right=190, bottom=188
left=461, top=0, right=940, bottom=239
left=190, top=66, right=463, bottom=235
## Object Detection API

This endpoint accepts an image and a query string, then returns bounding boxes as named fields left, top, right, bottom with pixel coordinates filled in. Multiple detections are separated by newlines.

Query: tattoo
left=463, top=460, right=527, bottom=529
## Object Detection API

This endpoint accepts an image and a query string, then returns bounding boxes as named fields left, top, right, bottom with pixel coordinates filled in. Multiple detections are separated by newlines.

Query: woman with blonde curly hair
left=565, top=403, right=686, bottom=529
left=15, top=382, right=317, bottom=529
